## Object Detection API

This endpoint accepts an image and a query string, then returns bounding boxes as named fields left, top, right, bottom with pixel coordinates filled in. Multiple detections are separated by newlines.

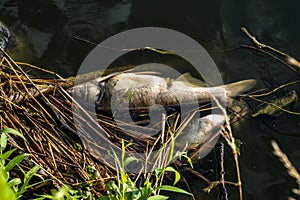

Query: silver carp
left=69, top=71, right=256, bottom=112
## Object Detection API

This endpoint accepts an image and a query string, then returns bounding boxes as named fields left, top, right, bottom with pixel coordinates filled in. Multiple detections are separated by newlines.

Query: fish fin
left=176, top=73, right=206, bottom=87
left=90, top=71, right=123, bottom=83
left=225, top=79, right=256, bottom=97
left=132, top=71, right=162, bottom=75
left=93, top=70, right=159, bottom=82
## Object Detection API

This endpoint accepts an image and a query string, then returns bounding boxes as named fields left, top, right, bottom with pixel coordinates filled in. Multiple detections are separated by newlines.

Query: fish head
left=188, top=114, right=225, bottom=159
left=68, top=81, right=105, bottom=106
left=201, top=114, right=225, bottom=127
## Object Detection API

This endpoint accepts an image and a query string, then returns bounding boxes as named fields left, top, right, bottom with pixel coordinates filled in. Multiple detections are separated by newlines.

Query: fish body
left=69, top=71, right=256, bottom=112
left=181, top=114, right=225, bottom=159
left=108, top=73, right=214, bottom=108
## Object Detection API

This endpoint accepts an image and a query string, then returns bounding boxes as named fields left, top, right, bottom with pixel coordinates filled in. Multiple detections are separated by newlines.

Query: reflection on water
left=0, top=0, right=132, bottom=75
left=1, top=0, right=300, bottom=199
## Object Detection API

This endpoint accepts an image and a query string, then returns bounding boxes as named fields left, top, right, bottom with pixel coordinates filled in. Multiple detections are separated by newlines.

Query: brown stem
left=215, top=143, right=229, bottom=200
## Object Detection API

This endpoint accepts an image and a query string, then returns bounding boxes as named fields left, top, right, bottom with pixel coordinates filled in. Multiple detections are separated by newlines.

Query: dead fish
left=180, top=114, right=225, bottom=159
left=69, top=71, right=256, bottom=112
left=1, top=85, right=53, bottom=105
left=251, top=90, right=298, bottom=117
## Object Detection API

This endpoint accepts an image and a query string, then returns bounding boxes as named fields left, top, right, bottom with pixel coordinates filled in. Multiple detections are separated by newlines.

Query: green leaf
left=0, top=128, right=26, bottom=141
left=7, top=178, right=21, bottom=188
left=127, top=188, right=141, bottom=200
left=155, top=167, right=181, bottom=185
left=168, top=133, right=175, bottom=163
left=234, top=139, right=242, bottom=156
left=163, top=167, right=180, bottom=185
left=106, top=181, right=121, bottom=197
left=140, top=186, right=151, bottom=199
left=185, top=156, right=193, bottom=168
left=157, top=185, right=192, bottom=196
left=1, top=148, right=17, bottom=161
left=23, top=165, right=41, bottom=187
left=25, top=180, right=46, bottom=193
left=99, top=196, right=110, bottom=200
left=33, top=194, right=54, bottom=200
left=0, top=169, right=17, bottom=200
left=1, top=169, right=9, bottom=181
left=139, top=175, right=153, bottom=199
left=155, top=168, right=163, bottom=179
left=120, top=170, right=128, bottom=184
left=147, top=195, right=169, bottom=200
left=124, top=156, right=139, bottom=167
left=5, top=153, right=27, bottom=172
left=176, top=151, right=194, bottom=168
left=52, top=186, right=71, bottom=200
left=0, top=132, right=7, bottom=151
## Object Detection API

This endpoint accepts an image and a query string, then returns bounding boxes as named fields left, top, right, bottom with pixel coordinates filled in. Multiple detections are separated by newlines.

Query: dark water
left=1, top=0, right=300, bottom=199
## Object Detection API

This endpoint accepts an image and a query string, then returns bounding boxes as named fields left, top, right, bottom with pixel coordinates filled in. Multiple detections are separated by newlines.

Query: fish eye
left=97, top=82, right=106, bottom=92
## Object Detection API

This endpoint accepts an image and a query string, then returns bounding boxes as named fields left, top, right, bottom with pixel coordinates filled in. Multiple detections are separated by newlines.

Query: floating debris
left=229, top=99, right=250, bottom=122
left=251, top=90, right=298, bottom=117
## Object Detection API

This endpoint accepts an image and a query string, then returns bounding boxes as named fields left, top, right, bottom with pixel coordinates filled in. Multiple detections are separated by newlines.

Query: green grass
left=0, top=128, right=44, bottom=199
left=99, top=140, right=193, bottom=200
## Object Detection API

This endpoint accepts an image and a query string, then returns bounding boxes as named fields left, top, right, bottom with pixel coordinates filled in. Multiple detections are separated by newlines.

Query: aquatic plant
left=0, top=128, right=44, bottom=199
left=99, top=139, right=193, bottom=200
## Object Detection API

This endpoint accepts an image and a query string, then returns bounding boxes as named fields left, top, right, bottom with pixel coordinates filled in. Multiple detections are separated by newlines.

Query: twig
left=73, top=35, right=177, bottom=55
left=180, top=166, right=211, bottom=185
left=16, top=62, right=65, bottom=80
left=213, top=96, right=243, bottom=200
left=241, top=80, right=300, bottom=98
left=30, top=159, right=66, bottom=186
left=240, top=45, right=300, bottom=77
left=241, top=27, right=288, bottom=56
left=215, top=143, right=229, bottom=200
left=241, top=27, right=300, bottom=76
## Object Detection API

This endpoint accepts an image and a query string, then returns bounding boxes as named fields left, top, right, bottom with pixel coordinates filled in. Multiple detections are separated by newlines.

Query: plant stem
left=233, top=148, right=242, bottom=200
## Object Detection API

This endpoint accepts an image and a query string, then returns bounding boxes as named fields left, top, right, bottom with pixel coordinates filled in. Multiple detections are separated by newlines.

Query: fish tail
left=224, top=79, right=256, bottom=97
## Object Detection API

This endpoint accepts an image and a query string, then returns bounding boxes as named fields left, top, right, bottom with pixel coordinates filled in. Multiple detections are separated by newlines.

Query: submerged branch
left=215, top=143, right=229, bottom=200
left=241, top=27, right=300, bottom=77
left=213, top=96, right=243, bottom=200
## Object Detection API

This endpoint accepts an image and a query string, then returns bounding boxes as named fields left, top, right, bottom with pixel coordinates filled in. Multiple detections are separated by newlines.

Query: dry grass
left=271, top=140, right=300, bottom=199
left=0, top=48, right=113, bottom=197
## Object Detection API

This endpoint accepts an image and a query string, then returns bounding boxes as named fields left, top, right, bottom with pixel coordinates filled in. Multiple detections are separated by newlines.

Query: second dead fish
left=179, top=114, right=225, bottom=159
